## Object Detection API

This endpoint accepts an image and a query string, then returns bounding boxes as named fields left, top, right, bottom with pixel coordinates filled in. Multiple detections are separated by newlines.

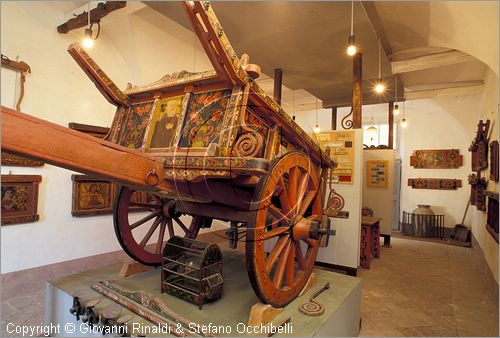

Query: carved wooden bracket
left=468, top=173, right=487, bottom=211
left=469, top=119, right=490, bottom=172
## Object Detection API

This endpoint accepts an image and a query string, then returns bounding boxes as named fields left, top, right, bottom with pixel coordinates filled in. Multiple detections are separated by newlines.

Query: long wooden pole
left=331, top=107, right=337, bottom=130
left=1, top=106, right=169, bottom=192
left=273, top=68, right=283, bottom=105
left=388, top=101, right=394, bottom=149
left=352, top=53, right=362, bottom=129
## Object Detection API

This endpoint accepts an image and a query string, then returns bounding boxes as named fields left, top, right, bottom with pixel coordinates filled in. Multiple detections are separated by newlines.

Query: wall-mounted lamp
left=82, top=2, right=100, bottom=49
left=346, top=1, right=357, bottom=56
left=82, top=28, right=94, bottom=49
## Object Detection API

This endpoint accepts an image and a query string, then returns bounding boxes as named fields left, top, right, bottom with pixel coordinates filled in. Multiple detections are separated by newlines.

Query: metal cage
left=161, top=236, right=223, bottom=309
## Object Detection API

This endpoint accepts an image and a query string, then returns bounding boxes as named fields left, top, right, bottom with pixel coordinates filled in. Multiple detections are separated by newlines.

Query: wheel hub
left=291, top=214, right=331, bottom=247
left=162, top=200, right=177, bottom=218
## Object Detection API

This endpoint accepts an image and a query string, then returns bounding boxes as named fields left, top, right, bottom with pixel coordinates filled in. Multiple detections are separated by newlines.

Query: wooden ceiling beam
left=57, top=2, right=127, bottom=34
left=391, top=49, right=476, bottom=74
left=361, top=1, right=405, bottom=98
left=404, top=81, right=484, bottom=100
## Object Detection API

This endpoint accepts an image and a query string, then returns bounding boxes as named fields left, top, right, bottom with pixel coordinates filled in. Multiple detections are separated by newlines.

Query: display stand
left=247, top=273, right=317, bottom=326
left=46, top=251, right=361, bottom=337
left=118, top=260, right=154, bottom=278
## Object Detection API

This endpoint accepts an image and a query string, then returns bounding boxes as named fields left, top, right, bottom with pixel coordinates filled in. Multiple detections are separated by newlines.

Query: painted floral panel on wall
left=1, top=175, right=41, bottom=225
left=178, top=89, right=232, bottom=148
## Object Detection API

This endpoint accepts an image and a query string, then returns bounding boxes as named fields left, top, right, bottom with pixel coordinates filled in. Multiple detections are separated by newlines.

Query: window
left=363, top=124, right=393, bottom=147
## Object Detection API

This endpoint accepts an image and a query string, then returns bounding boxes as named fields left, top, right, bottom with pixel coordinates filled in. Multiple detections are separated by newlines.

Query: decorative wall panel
left=407, top=178, right=462, bottom=190
left=410, top=149, right=463, bottom=169
left=1, top=175, right=41, bottom=225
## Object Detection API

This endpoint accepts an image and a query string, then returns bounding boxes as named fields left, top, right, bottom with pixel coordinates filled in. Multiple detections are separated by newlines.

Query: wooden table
left=360, top=216, right=382, bottom=269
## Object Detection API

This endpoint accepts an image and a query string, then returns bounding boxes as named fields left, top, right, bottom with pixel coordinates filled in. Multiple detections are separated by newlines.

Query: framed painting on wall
left=1, top=175, right=42, bottom=225
left=367, top=160, right=388, bottom=188
left=71, top=175, right=152, bottom=217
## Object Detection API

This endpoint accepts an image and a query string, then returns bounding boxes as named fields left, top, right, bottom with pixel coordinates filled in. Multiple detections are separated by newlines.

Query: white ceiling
left=144, top=1, right=497, bottom=108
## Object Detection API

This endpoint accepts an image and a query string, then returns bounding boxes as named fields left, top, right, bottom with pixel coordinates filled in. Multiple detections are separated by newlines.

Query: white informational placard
left=317, top=129, right=363, bottom=269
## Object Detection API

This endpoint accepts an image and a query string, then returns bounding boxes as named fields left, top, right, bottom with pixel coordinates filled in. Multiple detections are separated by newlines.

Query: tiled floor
left=358, top=237, right=499, bottom=336
left=1, top=232, right=498, bottom=336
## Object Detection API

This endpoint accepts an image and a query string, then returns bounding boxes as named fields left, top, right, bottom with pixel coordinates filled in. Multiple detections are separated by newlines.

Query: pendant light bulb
left=347, top=35, right=357, bottom=56
left=401, top=118, right=407, bottom=128
left=394, top=104, right=400, bottom=116
left=375, top=82, right=385, bottom=94
left=313, top=97, right=320, bottom=134
left=346, top=1, right=356, bottom=56
left=82, top=28, right=94, bottom=49
left=373, top=38, right=385, bottom=94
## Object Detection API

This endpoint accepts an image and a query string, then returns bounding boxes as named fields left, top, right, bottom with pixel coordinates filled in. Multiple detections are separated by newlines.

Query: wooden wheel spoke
left=296, top=172, right=310, bottom=212
left=130, top=210, right=161, bottom=230
left=268, top=205, right=290, bottom=224
left=155, top=219, right=166, bottom=254
left=265, top=235, right=290, bottom=272
left=298, top=190, right=317, bottom=216
left=173, top=217, right=190, bottom=235
left=286, top=241, right=296, bottom=287
left=273, top=241, right=291, bottom=288
left=277, top=178, right=292, bottom=215
left=138, top=216, right=162, bottom=248
left=262, top=226, right=289, bottom=241
left=303, top=238, right=315, bottom=248
left=288, top=167, right=299, bottom=209
left=295, top=241, right=305, bottom=270
left=166, top=218, right=175, bottom=238
left=129, top=202, right=162, bottom=209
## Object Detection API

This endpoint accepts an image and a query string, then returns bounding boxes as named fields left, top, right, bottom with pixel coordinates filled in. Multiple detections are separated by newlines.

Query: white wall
left=469, top=68, right=499, bottom=283
left=0, top=1, right=214, bottom=273
left=363, top=149, right=394, bottom=235
left=316, top=130, right=363, bottom=269
left=398, top=94, right=480, bottom=228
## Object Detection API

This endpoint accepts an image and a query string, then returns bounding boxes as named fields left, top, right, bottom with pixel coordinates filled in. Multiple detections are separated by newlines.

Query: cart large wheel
left=114, top=186, right=208, bottom=266
left=246, top=152, right=322, bottom=307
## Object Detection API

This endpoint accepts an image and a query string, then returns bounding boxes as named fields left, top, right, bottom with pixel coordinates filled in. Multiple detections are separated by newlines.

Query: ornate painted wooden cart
left=1, top=1, right=335, bottom=307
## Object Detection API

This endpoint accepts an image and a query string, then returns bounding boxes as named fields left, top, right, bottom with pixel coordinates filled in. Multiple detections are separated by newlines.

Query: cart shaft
left=1, top=106, right=170, bottom=192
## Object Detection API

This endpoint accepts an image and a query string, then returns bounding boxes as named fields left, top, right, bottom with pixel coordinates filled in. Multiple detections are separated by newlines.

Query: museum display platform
left=45, top=249, right=361, bottom=337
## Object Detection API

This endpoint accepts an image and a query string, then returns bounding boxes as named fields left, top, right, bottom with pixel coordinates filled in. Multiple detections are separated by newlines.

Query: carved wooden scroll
left=410, top=149, right=463, bottom=169
left=1, top=54, right=31, bottom=111
left=468, top=173, right=487, bottom=211
left=469, top=120, right=490, bottom=172
left=408, top=178, right=462, bottom=190
left=490, top=140, right=499, bottom=182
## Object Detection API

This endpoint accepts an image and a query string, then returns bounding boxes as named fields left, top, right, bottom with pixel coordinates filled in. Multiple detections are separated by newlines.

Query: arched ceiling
left=145, top=1, right=497, bottom=107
